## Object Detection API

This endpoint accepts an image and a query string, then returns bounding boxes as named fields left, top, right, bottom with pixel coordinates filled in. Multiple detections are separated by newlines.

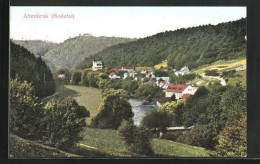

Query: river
left=128, top=98, right=158, bottom=126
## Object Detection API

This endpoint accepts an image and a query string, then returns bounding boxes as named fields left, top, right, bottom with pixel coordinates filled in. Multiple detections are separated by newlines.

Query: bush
left=43, top=97, right=89, bottom=150
left=10, top=78, right=44, bottom=140
left=161, top=131, right=183, bottom=142
left=204, top=69, right=219, bottom=76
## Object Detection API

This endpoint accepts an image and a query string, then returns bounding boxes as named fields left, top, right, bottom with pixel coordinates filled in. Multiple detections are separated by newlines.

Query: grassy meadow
left=71, top=127, right=215, bottom=157
left=42, top=85, right=103, bottom=124
left=192, top=58, right=246, bottom=75
left=154, top=60, right=168, bottom=69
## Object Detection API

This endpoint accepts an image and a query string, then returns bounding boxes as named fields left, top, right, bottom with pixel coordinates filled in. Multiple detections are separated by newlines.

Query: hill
left=78, top=18, right=246, bottom=70
left=12, top=40, right=58, bottom=58
left=42, top=34, right=134, bottom=70
left=10, top=41, right=55, bottom=98
left=9, top=133, right=80, bottom=158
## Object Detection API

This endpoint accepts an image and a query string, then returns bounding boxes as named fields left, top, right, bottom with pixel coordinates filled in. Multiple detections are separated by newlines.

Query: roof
left=95, top=61, right=102, bottom=64
left=181, top=94, right=192, bottom=99
left=156, top=77, right=169, bottom=81
left=167, top=126, right=193, bottom=131
left=108, top=68, right=121, bottom=73
left=165, top=83, right=189, bottom=93
left=161, top=81, right=168, bottom=87
left=122, top=66, right=135, bottom=70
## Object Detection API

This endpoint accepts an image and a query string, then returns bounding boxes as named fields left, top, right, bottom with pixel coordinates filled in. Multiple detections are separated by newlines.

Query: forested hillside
left=12, top=40, right=58, bottom=58
left=77, top=18, right=246, bottom=70
left=42, top=34, right=134, bottom=70
left=10, top=41, right=55, bottom=98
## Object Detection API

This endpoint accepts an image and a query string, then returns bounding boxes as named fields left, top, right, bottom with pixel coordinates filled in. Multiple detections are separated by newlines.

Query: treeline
left=10, top=41, right=56, bottom=98
left=140, top=82, right=246, bottom=157
left=78, top=18, right=246, bottom=70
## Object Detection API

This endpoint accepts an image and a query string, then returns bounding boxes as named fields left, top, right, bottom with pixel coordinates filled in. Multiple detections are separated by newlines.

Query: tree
left=216, top=109, right=246, bottom=157
left=43, top=97, right=89, bottom=150
left=135, top=83, right=165, bottom=102
left=118, top=119, right=138, bottom=146
left=131, top=127, right=154, bottom=156
left=70, top=71, right=82, bottom=85
left=10, top=77, right=44, bottom=140
left=141, top=110, right=172, bottom=133
left=91, top=90, right=133, bottom=129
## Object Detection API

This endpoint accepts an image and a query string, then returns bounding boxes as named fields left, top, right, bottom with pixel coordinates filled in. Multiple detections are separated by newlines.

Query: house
left=121, top=66, right=135, bottom=72
left=140, top=68, right=155, bottom=78
left=147, top=77, right=156, bottom=84
left=165, top=83, right=189, bottom=99
left=156, top=77, right=170, bottom=82
left=92, top=58, right=103, bottom=71
left=165, top=83, right=198, bottom=99
left=57, top=74, right=65, bottom=79
left=109, top=73, right=120, bottom=79
left=174, top=66, right=190, bottom=76
left=157, top=80, right=170, bottom=89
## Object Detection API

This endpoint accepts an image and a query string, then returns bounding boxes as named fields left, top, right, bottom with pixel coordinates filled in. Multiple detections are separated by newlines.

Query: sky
left=10, top=7, right=246, bottom=43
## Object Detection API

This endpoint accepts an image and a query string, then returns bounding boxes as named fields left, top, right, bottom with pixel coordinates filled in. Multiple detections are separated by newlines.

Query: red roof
left=108, top=68, right=121, bottom=73
left=181, top=94, right=192, bottom=99
left=122, top=66, right=135, bottom=70
left=161, top=81, right=168, bottom=87
left=165, top=83, right=189, bottom=93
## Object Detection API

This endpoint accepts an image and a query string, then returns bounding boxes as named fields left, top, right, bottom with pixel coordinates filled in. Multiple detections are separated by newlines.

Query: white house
left=165, top=83, right=198, bottom=99
left=57, top=74, right=65, bottom=79
left=157, top=80, right=170, bottom=89
left=109, top=73, right=120, bottom=79
left=174, top=66, right=190, bottom=76
left=92, top=58, right=103, bottom=71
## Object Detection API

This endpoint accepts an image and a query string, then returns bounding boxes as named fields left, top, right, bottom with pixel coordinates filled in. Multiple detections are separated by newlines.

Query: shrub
left=204, top=69, right=219, bottom=76
left=43, top=97, right=89, bottom=150
left=10, top=78, right=44, bottom=140
left=161, top=131, right=184, bottom=142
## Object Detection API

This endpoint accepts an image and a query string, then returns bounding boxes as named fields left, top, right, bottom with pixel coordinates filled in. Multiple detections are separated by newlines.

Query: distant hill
left=12, top=40, right=58, bottom=58
left=42, top=34, right=134, bottom=70
left=77, top=18, right=246, bottom=70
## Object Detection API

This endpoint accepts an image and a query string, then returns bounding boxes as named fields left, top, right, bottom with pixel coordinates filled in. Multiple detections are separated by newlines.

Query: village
left=92, top=58, right=199, bottom=100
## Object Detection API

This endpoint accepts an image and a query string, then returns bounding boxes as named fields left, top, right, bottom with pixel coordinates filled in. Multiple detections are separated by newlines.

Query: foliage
left=70, top=71, right=82, bottom=85
left=118, top=119, right=138, bottom=146
left=43, top=97, right=89, bottom=150
left=177, top=124, right=218, bottom=150
left=79, top=18, right=246, bottom=70
left=135, top=83, right=165, bottom=101
left=204, top=69, right=219, bottom=76
left=154, top=69, right=169, bottom=77
left=91, top=90, right=133, bottom=129
left=10, top=78, right=44, bottom=140
left=161, top=100, right=185, bottom=126
left=161, top=131, right=184, bottom=142
left=140, top=110, right=172, bottom=133
left=131, top=127, right=154, bottom=156
left=122, top=79, right=139, bottom=94
left=10, top=41, right=55, bottom=98
left=54, top=68, right=72, bottom=85
left=215, top=109, right=246, bottom=157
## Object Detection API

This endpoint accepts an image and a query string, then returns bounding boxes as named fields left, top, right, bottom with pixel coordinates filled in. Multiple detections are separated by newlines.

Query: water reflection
left=128, top=98, right=158, bottom=126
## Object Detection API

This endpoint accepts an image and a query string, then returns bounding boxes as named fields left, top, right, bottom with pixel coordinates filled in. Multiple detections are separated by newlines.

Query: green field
left=154, top=60, right=168, bottom=69
left=192, top=58, right=246, bottom=75
left=43, top=85, right=103, bottom=124
left=73, top=127, right=215, bottom=157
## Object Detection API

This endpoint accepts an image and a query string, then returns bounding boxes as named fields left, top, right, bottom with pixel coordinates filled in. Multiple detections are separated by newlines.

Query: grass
left=152, top=138, right=215, bottom=157
left=42, top=85, right=103, bottom=124
left=9, top=133, right=80, bottom=158
left=227, top=70, right=246, bottom=87
left=154, top=60, right=168, bottom=69
left=192, top=58, right=246, bottom=75
left=74, top=127, right=215, bottom=157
